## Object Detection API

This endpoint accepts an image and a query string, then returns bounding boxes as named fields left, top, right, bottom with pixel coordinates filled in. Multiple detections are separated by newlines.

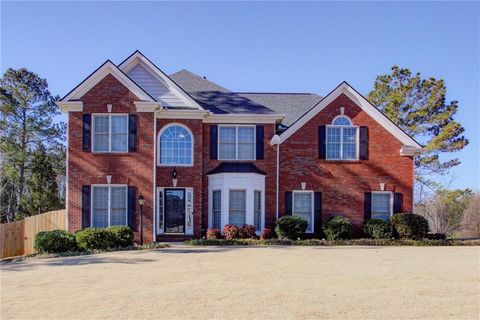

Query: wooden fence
left=0, top=209, right=66, bottom=259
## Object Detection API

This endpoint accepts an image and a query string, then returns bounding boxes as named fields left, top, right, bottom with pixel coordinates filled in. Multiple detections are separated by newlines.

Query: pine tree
left=26, top=143, right=62, bottom=215
left=367, top=66, right=468, bottom=190
left=0, top=68, right=65, bottom=221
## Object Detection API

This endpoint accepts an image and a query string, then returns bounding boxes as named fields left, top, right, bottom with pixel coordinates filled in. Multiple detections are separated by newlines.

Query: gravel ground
left=1, top=245, right=479, bottom=320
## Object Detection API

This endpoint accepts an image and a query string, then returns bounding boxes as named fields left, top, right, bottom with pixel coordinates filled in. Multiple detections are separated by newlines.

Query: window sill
left=321, top=159, right=362, bottom=164
left=157, top=164, right=194, bottom=168
left=91, top=152, right=130, bottom=156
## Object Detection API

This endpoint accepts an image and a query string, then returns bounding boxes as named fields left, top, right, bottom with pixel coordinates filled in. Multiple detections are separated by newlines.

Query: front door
left=164, top=189, right=185, bottom=233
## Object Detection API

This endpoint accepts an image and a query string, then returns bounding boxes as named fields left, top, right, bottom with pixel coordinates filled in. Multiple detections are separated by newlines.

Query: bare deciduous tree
left=461, top=194, right=480, bottom=238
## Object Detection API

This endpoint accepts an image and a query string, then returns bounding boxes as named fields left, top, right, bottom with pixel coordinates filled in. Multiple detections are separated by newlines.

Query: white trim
left=157, top=109, right=209, bottom=119
left=91, top=114, right=129, bottom=153
left=279, top=82, right=422, bottom=151
left=401, top=145, right=424, bottom=156
left=118, top=51, right=204, bottom=110
left=65, top=114, right=69, bottom=231
left=152, top=111, right=157, bottom=241
left=157, top=123, right=194, bottom=167
left=292, top=190, right=314, bottom=233
left=156, top=187, right=193, bottom=235
left=62, top=61, right=153, bottom=102
left=218, top=125, right=256, bottom=161
left=204, top=113, right=284, bottom=124
left=371, top=191, right=394, bottom=219
left=134, top=101, right=162, bottom=113
left=325, top=124, right=359, bottom=161
left=156, top=187, right=164, bottom=235
left=90, top=184, right=128, bottom=228
left=57, top=101, right=83, bottom=112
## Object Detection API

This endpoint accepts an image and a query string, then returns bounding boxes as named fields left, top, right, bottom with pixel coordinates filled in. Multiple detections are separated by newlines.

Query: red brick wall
left=278, top=93, right=414, bottom=231
left=156, top=119, right=203, bottom=237
left=68, top=74, right=155, bottom=243
left=201, top=123, right=278, bottom=232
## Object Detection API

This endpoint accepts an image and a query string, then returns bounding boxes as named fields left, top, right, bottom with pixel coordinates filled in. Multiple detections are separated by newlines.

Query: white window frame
left=212, top=189, right=222, bottom=229
left=228, top=189, right=247, bottom=226
left=371, top=191, right=394, bottom=219
left=157, top=123, right=194, bottom=167
left=292, top=190, right=314, bottom=233
left=218, top=125, right=256, bottom=161
left=90, top=184, right=128, bottom=227
left=92, top=114, right=129, bottom=153
left=326, top=115, right=359, bottom=161
left=254, top=190, right=262, bottom=231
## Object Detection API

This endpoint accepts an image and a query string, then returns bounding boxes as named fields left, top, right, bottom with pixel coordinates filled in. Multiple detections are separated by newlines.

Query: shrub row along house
left=58, top=51, right=422, bottom=242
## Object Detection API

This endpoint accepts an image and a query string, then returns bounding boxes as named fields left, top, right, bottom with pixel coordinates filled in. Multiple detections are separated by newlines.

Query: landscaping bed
left=185, top=238, right=480, bottom=246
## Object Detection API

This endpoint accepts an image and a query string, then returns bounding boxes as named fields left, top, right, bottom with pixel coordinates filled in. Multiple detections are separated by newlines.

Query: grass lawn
left=1, top=245, right=478, bottom=319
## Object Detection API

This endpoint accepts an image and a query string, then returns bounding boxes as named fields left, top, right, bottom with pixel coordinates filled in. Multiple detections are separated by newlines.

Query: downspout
left=270, top=135, right=281, bottom=220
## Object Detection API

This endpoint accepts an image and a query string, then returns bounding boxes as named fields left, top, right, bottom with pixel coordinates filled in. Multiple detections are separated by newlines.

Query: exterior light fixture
left=138, top=194, right=145, bottom=245
left=172, top=167, right=177, bottom=187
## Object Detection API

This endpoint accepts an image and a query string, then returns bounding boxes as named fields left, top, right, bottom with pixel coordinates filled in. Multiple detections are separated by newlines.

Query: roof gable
left=279, top=82, right=422, bottom=149
left=61, top=60, right=154, bottom=102
left=118, top=51, right=204, bottom=110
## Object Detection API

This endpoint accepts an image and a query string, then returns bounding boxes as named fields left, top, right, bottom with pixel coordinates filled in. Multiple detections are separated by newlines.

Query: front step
left=156, top=234, right=193, bottom=242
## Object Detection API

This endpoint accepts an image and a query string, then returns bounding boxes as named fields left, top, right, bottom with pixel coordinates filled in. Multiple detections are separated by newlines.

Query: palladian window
left=326, top=116, right=358, bottom=160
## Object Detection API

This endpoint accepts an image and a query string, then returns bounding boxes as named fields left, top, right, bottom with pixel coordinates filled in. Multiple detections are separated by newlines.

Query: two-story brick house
left=58, top=51, right=422, bottom=242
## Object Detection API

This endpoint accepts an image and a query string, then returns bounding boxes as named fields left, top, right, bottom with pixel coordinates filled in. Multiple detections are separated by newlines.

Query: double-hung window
left=93, top=115, right=128, bottom=152
left=293, top=191, right=314, bottom=232
left=228, top=190, right=246, bottom=227
left=212, top=190, right=222, bottom=229
left=219, top=126, right=255, bottom=160
left=92, top=185, right=127, bottom=227
left=371, top=192, right=393, bottom=221
left=326, top=116, right=358, bottom=160
left=254, top=190, right=262, bottom=231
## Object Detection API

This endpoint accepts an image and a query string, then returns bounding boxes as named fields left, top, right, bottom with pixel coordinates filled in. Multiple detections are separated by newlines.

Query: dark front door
left=164, top=189, right=185, bottom=233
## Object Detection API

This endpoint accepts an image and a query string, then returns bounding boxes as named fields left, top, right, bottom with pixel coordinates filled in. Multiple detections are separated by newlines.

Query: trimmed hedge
left=391, top=213, right=429, bottom=239
left=323, top=216, right=352, bottom=240
left=363, top=219, right=393, bottom=239
left=75, top=228, right=110, bottom=251
left=185, top=238, right=480, bottom=247
left=241, top=224, right=257, bottom=239
left=106, top=226, right=134, bottom=248
left=34, top=230, right=77, bottom=253
left=223, top=224, right=241, bottom=240
left=206, top=228, right=222, bottom=239
left=275, top=215, right=308, bottom=240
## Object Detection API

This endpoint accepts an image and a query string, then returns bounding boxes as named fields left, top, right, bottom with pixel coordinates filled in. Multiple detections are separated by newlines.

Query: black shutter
left=128, top=115, right=137, bottom=152
left=82, top=114, right=91, bottom=152
left=256, top=125, right=264, bottom=160
left=394, top=193, right=403, bottom=214
left=314, top=192, right=322, bottom=233
left=284, top=192, right=293, bottom=215
left=82, top=185, right=91, bottom=228
left=128, top=187, right=136, bottom=230
left=364, top=192, right=372, bottom=220
left=210, top=125, right=218, bottom=160
left=360, top=126, right=369, bottom=160
left=318, top=126, right=326, bottom=159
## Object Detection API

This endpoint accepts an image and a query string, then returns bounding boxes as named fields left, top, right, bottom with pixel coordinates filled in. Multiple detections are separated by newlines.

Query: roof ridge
left=235, top=92, right=319, bottom=95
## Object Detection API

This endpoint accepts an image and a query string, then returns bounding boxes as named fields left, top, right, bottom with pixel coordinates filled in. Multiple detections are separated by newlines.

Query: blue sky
left=1, top=1, right=479, bottom=191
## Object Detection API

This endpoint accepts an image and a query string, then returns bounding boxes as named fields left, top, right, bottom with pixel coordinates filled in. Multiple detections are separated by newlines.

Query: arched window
left=326, top=116, right=357, bottom=160
left=159, top=124, right=193, bottom=165
left=332, top=116, right=352, bottom=126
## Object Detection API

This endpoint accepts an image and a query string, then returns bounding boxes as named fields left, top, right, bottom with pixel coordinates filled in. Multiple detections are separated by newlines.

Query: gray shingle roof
left=169, top=69, right=323, bottom=127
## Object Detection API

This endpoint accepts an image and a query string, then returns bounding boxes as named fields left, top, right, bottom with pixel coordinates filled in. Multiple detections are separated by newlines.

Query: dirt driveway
left=1, top=245, right=479, bottom=320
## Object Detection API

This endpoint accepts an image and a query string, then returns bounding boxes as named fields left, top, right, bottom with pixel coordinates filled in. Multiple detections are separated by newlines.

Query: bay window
left=229, top=190, right=246, bottom=227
